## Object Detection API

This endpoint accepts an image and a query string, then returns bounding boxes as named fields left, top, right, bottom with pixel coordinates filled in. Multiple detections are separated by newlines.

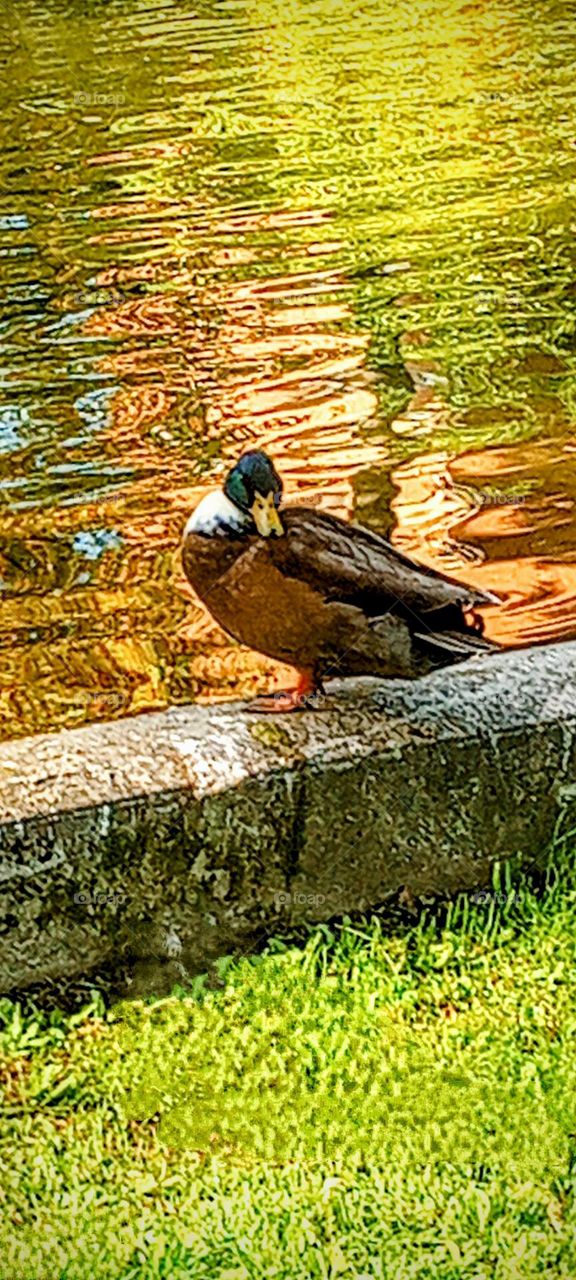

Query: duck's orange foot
left=248, top=672, right=321, bottom=714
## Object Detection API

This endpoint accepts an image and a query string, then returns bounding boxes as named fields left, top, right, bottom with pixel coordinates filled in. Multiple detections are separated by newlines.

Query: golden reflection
left=390, top=383, right=576, bottom=648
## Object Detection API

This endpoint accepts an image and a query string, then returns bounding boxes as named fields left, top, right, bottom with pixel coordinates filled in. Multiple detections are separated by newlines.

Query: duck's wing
left=271, top=506, right=500, bottom=621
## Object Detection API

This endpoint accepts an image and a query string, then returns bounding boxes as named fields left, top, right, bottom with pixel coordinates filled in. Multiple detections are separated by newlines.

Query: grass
left=2, top=848, right=576, bottom=1279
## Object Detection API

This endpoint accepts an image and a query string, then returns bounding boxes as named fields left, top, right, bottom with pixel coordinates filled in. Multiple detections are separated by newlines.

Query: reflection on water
left=1, top=0, right=576, bottom=738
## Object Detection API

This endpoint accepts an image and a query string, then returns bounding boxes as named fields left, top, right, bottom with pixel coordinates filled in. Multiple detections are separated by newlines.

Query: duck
left=181, top=450, right=501, bottom=712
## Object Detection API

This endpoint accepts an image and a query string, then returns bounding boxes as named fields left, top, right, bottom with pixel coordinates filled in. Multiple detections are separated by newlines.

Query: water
left=1, top=0, right=576, bottom=739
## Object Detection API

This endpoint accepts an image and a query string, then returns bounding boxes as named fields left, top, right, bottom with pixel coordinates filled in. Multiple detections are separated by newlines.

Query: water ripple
left=1, top=0, right=576, bottom=736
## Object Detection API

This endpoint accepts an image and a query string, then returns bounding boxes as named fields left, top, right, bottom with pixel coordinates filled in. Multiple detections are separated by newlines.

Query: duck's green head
left=224, top=450, right=284, bottom=537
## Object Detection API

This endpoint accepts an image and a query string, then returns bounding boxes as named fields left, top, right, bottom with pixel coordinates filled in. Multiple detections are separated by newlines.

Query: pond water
left=1, top=0, right=576, bottom=739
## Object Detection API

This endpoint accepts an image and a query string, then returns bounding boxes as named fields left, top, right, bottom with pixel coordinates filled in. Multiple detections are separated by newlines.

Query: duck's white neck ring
left=184, top=490, right=252, bottom=538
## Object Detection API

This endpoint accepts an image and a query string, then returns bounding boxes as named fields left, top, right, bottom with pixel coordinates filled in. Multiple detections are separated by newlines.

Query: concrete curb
left=1, top=642, right=575, bottom=995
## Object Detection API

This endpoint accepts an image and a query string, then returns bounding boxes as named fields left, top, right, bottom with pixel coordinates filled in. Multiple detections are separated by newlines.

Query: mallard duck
left=182, top=450, right=501, bottom=712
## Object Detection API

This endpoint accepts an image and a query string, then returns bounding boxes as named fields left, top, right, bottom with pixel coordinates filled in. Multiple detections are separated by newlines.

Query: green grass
left=2, top=849, right=576, bottom=1279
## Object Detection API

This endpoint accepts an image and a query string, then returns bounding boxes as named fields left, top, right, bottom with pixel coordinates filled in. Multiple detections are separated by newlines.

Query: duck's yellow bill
left=251, top=491, right=284, bottom=538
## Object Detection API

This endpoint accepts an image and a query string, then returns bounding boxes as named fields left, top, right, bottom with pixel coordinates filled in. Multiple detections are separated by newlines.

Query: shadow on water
left=1, top=0, right=576, bottom=738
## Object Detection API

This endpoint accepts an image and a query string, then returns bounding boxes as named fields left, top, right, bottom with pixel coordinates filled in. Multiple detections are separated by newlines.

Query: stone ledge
left=1, top=641, right=575, bottom=995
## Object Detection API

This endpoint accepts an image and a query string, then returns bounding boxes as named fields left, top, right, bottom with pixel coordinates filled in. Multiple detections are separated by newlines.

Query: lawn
left=2, top=848, right=576, bottom=1279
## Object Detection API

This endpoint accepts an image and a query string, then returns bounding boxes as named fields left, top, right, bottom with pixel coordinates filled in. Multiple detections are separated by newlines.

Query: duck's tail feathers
left=414, top=629, right=500, bottom=662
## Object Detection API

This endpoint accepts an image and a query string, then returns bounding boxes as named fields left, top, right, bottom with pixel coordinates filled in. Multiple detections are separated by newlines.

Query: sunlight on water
left=1, top=0, right=576, bottom=737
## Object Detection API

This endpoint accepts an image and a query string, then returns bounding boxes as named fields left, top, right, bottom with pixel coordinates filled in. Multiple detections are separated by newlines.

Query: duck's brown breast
left=181, top=531, right=244, bottom=601
left=181, top=531, right=331, bottom=668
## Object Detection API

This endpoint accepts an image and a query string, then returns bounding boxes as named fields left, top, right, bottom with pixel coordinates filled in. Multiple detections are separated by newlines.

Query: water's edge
left=2, top=641, right=575, bottom=997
